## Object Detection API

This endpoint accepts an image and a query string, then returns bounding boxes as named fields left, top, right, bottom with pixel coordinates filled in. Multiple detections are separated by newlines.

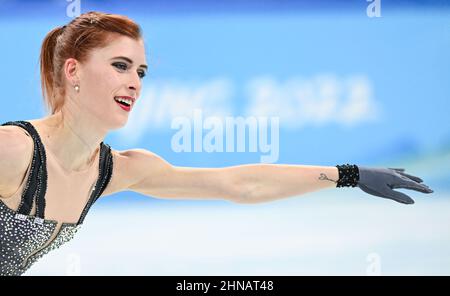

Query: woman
left=0, top=11, right=433, bottom=276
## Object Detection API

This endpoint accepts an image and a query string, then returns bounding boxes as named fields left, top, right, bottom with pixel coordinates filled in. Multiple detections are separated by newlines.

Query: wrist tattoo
left=319, top=173, right=337, bottom=183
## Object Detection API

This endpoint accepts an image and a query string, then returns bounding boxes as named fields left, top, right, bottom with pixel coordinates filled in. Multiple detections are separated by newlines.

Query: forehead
left=88, top=34, right=147, bottom=64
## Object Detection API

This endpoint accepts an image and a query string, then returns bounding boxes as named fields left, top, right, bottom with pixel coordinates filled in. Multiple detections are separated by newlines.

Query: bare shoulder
left=100, top=148, right=173, bottom=197
left=0, top=126, right=34, bottom=197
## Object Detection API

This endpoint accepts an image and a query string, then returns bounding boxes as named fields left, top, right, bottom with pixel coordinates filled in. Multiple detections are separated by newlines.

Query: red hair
left=40, top=11, right=142, bottom=115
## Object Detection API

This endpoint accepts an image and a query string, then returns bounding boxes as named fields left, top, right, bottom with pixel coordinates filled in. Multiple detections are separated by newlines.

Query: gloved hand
left=357, top=167, right=433, bottom=204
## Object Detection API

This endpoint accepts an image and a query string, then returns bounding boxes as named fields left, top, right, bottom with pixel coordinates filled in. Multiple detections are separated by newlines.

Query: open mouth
left=114, top=96, right=133, bottom=108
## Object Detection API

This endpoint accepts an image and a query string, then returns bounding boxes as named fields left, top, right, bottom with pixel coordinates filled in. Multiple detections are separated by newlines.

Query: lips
left=114, top=96, right=135, bottom=104
left=114, top=96, right=135, bottom=106
left=114, top=96, right=135, bottom=112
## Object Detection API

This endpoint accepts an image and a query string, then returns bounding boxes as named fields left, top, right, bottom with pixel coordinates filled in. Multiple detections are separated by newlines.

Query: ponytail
left=40, top=26, right=65, bottom=114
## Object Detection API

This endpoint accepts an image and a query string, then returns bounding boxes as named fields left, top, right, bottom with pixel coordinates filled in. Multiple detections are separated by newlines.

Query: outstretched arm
left=221, top=163, right=340, bottom=204
left=112, top=149, right=433, bottom=205
left=227, top=164, right=434, bottom=205
left=114, top=149, right=339, bottom=204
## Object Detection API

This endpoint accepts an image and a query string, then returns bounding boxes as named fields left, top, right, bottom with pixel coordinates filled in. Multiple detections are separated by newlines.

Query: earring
left=74, top=85, right=80, bottom=92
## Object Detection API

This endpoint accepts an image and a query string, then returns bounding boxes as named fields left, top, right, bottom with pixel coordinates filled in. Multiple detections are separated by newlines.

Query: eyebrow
left=110, top=56, right=148, bottom=70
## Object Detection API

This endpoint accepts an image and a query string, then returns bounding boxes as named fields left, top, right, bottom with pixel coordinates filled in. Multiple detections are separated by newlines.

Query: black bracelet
left=335, top=164, right=360, bottom=188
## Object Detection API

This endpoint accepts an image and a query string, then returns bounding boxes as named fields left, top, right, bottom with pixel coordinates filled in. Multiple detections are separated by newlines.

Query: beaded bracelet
left=335, top=164, right=360, bottom=188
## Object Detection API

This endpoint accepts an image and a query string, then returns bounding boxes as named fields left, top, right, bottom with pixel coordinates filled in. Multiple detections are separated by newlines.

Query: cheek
left=85, top=69, right=121, bottom=102
left=97, top=71, right=117, bottom=93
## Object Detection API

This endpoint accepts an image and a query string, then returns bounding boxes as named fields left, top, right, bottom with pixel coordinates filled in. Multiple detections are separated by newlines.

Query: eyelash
left=112, top=62, right=146, bottom=79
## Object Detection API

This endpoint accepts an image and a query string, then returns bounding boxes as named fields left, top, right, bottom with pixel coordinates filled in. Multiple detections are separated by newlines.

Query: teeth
left=114, top=97, right=132, bottom=106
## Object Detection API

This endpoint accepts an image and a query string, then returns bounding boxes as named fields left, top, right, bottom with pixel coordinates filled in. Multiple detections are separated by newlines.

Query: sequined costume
left=0, top=121, right=113, bottom=276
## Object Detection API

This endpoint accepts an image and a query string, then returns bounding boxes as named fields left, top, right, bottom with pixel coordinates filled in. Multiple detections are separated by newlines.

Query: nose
left=127, top=73, right=141, bottom=96
left=128, top=86, right=137, bottom=97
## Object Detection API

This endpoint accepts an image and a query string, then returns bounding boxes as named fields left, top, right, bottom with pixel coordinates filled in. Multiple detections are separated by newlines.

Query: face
left=68, top=34, right=147, bottom=129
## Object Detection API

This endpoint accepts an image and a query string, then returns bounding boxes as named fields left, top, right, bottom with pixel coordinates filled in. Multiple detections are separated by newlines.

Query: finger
left=397, top=171, right=423, bottom=183
left=393, top=180, right=433, bottom=193
left=359, top=183, right=414, bottom=205
left=386, top=189, right=415, bottom=204
left=388, top=167, right=405, bottom=172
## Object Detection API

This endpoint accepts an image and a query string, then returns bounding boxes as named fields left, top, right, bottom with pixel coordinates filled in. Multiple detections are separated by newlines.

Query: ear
left=63, top=58, right=81, bottom=86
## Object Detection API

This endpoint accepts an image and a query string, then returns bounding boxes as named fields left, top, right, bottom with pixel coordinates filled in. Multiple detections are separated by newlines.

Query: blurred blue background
left=1, top=0, right=449, bottom=275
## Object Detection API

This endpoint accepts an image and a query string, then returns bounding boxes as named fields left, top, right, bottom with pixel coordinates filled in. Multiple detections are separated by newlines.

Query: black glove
left=357, top=167, right=433, bottom=204
left=336, top=164, right=433, bottom=205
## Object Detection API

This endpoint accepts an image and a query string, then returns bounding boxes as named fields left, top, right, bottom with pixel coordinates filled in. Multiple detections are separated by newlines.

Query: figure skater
left=0, top=11, right=433, bottom=276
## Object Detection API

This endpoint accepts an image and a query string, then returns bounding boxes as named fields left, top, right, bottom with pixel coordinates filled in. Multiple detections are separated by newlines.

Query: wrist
left=335, top=164, right=360, bottom=188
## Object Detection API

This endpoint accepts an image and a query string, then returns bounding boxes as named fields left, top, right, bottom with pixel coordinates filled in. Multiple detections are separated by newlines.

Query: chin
left=111, top=114, right=129, bottom=130
left=96, top=110, right=128, bottom=131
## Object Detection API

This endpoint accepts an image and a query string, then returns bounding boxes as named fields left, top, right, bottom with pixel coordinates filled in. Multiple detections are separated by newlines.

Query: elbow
left=220, top=175, right=244, bottom=204
left=221, top=167, right=265, bottom=205
left=223, top=186, right=246, bottom=204
left=226, top=180, right=262, bottom=205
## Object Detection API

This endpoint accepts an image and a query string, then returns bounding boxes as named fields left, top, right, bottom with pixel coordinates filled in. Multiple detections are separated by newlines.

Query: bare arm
left=119, top=149, right=339, bottom=204
left=110, top=149, right=237, bottom=201
left=224, top=163, right=339, bottom=204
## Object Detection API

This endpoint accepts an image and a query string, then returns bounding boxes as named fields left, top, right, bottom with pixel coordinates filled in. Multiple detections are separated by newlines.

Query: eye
left=137, top=70, right=146, bottom=79
left=112, top=62, right=128, bottom=71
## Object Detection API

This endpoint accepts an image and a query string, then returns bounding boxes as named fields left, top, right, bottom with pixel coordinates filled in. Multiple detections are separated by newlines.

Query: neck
left=40, top=109, right=108, bottom=173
